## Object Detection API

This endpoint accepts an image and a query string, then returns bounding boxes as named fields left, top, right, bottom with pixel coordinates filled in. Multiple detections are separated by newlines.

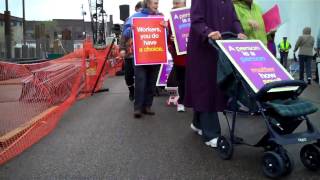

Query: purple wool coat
left=184, top=0, right=243, bottom=112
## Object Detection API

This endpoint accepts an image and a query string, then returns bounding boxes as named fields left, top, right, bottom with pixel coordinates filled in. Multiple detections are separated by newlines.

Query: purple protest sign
left=169, top=7, right=190, bottom=55
left=157, top=57, right=174, bottom=86
left=217, top=40, right=295, bottom=93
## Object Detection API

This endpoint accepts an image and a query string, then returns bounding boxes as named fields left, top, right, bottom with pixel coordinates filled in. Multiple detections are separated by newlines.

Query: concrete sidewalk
left=0, top=76, right=320, bottom=179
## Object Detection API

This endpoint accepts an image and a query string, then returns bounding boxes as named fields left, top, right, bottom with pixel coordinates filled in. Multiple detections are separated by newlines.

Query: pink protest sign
left=263, top=4, right=282, bottom=33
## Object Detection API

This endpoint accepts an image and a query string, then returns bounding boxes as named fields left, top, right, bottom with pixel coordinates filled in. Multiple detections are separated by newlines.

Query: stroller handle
left=220, top=32, right=238, bottom=38
left=208, top=32, right=239, bottom=50
left=255, top=80, right=307, bottom=100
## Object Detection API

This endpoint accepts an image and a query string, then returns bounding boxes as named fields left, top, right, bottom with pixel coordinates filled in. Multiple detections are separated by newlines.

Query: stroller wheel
left=262, top=151, right=285, bottom=178
left=300, top=144, right=320, bottom=171
left=264, top=142, right=278, bottom=151
left=217, top=136, right=233, bottom=160
left=280, top=150, right=295, bottom=176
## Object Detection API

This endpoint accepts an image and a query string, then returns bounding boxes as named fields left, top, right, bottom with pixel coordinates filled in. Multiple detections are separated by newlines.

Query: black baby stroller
left=209, top=32, right=320, bottom=178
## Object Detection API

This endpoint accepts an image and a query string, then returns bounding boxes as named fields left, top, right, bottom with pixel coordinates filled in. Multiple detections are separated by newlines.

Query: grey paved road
left=1, top=76, right=320, bottom=179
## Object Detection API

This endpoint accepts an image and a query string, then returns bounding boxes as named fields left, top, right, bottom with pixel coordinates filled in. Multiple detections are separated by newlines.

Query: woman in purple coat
left=185, top=0, right=246, bottom=147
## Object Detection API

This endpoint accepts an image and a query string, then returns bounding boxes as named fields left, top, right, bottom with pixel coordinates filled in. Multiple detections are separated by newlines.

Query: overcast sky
left=0, top=0, right=191, bottom=23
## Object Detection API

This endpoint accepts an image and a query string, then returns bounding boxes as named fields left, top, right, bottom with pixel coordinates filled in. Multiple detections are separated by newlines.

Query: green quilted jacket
left=233, top=0, right=267, bottom=45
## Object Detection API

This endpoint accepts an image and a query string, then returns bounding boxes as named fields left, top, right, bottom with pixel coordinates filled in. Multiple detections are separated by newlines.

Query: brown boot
left=142, top=107, right=155, bottom=115
left=134, top=110, right=142, bottom=118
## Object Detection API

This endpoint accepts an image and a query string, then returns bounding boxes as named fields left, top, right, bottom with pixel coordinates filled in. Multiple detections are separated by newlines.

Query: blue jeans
left=299, top=55, right=312, bottom=81
left=134, top=65, right=160, bottom=111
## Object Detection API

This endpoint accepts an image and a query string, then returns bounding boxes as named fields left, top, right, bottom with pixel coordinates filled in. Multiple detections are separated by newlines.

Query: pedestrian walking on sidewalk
left=123, top=0, right=162, bottom=118
left=278, top=37, right=292, bottom=69
left=185, top=0, right=246, bottom=147
left=167, top=0, right=187, bottom=112
left=294, top=27, right=315, bottom=84
left=120, top=1, right=144, bottom=101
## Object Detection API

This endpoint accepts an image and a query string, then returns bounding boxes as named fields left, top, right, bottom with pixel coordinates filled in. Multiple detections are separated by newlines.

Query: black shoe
left=129, top=93, right=134, bottom=101
left=134, top=110, right=142, bottom=118
left=142, top=107, right=155, bottom=115
left=308, top=78, right=311, bottom=85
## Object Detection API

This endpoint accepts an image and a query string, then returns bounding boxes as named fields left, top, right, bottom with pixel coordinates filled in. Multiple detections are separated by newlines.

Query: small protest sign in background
left=169, top=7, right=191, bottom=55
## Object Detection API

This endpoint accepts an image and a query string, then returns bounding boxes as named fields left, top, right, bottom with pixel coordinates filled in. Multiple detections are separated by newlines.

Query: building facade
left=0, top=13, right=23, bottom=58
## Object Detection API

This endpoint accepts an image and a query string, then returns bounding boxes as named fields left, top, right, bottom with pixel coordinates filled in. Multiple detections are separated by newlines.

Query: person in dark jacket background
left=185, top=0, right=246, bottom=147
left=294, top=27, right=315, bottom=84
left=120, top=1, right=143, bottom=101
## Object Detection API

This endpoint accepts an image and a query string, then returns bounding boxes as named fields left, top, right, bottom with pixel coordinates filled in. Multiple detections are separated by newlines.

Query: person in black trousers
left=167, top=0, right=187, bottom=112
left=122, top=0, right=162, bottom=118
left=120, top=1, right=144, bottom=101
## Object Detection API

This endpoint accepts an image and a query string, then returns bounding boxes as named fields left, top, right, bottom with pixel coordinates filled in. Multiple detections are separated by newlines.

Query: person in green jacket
left=233, top=0, right=267, bottom=45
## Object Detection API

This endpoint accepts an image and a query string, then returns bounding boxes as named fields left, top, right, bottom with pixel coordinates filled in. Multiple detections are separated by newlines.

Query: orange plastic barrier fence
left=81, top=40, right=122, bottom=98
left=0, top=40, right=122, bottom=164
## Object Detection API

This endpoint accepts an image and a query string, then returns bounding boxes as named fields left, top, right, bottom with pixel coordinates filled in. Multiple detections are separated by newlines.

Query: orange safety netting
left=0, top=40, right=122, bottom=165
left=80, top=40, right=123, bottom=98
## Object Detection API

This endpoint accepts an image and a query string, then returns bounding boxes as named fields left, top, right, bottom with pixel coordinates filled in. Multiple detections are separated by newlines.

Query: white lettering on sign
left=228, top=46, right=236, bottom=51
left=228, top=45, right=261, bottom=52
left=181, top=18, right=190, bottom=23
left=137, top=27, right=161, bottom=33
left=258, top=73, right=277, bottom=79
left=143, top=41, right=157, bottom=46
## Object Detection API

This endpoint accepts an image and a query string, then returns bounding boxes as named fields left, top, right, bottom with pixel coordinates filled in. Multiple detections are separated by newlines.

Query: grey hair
left=142, top=0, right=149, bottom=8
left=173, top=0, right=186, bottom=3
left=142, top=0, right=159, bottom=8
left=303, top=27, right=312, bottom=35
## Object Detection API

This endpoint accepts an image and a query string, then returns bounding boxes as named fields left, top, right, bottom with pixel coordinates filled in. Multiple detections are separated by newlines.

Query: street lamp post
left=21, top=0, right=29, bottom=59
left=82, top=4, right=86, bottom=39
left=22, top=0, right=26, bottom=45
left=4, top=0, right=12, bottom=59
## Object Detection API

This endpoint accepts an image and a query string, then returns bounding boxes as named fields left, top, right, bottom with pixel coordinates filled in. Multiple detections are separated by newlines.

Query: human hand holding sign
left=248, top=19, right=259, bottom=31
left=120, top=50, right=126, bottom=58
left=237, top=33, right=247, bottom=40
left=131, top=25, right=136, bottom=31
left=160, top=20, right=168, bottom=28
left=170, top=35, right=175, bottom=42
left=208, top=31, right=222, bottom=40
